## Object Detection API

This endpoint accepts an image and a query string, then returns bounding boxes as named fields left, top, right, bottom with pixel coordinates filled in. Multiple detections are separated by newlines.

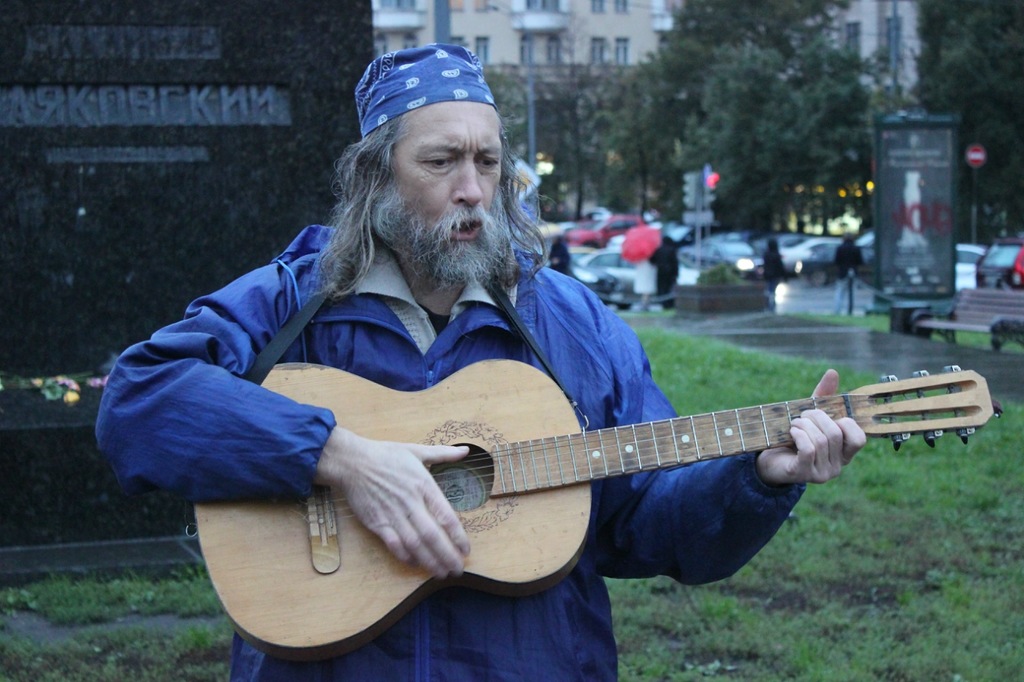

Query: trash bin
left=889, top=300, right=928, bottom=334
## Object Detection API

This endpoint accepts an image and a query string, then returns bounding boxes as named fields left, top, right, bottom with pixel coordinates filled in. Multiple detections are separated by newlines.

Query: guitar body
left=195, top=360, right=590, bottom=660
left=195, top=359, right=995, bottom=661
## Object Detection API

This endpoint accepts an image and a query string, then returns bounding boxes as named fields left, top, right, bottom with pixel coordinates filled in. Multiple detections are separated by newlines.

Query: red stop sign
left=965, top=144, right=987, bottom=169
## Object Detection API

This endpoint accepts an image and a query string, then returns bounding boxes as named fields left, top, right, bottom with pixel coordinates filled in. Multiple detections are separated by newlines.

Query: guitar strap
left=241, top=282, right=588, bottom=427
left=243, top=290, right=328, bottom=385
left=487, top=284, right=588, bottom=429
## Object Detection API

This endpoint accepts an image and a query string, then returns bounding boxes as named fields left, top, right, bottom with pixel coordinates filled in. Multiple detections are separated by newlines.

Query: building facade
left=834, top=0, right=919, bottom=97
left=372, top=0, right=681, bottom=67
left=372, top=0, right=918, bottom=90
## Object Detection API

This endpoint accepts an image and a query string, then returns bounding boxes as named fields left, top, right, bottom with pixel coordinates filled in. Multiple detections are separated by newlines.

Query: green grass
left=0, top=568, right=232, bottom=681
left=0, top=624, right=233, bottom=682
left=614, top=326, right=1023, bottom=681
left=1, top=320, right=1020, bottom=681
left=799, top=312, right=1024, bottom=354
left=1, top=566, right=221, bottom=625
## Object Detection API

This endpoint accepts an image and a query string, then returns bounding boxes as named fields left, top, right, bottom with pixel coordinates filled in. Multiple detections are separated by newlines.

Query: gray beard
left=374, top=197, right=513, bottom=289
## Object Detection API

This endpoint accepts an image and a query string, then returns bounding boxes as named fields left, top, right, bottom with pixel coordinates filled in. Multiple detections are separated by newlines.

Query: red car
left=563, top=214, right=648, bottom=248
left=975, top=237, right=1024, bottom=289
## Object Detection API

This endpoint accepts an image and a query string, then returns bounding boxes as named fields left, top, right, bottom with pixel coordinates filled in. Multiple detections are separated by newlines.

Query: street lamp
left=525, top=31, right=536, bottom=171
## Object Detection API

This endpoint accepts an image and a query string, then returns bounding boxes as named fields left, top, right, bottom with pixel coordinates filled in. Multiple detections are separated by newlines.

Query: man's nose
left=452, top=163, right=485, bottom=206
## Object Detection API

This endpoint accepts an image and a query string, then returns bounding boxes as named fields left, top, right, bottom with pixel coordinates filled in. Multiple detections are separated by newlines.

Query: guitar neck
left=492, top=395, right=849, bottom=495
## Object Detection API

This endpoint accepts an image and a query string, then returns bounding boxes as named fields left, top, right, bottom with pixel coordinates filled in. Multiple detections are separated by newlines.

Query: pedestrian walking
left=762, top=237, right=785, bottom=312
left=833, top=234, right=864, bottom=315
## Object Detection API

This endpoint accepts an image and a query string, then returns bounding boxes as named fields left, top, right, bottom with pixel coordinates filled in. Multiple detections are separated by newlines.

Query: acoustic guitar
left=194, top=360, right=995, bottom=661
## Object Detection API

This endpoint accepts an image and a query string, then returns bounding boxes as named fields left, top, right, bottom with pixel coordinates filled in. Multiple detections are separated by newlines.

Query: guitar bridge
left=307, top=485, right=341, bottom=574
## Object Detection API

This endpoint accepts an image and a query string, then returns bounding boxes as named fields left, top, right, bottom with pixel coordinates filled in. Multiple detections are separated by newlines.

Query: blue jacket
left=97, top=225, right=802, bottom=681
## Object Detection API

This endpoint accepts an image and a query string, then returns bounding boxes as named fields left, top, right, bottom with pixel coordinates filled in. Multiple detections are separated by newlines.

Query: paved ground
left=629, top=310, right=1021, bottom=406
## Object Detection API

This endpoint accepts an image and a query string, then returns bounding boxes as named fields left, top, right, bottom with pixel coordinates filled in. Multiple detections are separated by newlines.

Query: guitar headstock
left=848, top=366, right=997, bottom=450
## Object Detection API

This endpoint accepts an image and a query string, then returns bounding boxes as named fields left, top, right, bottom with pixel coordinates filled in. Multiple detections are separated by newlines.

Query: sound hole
left=432, top=447, right=494, bottom=512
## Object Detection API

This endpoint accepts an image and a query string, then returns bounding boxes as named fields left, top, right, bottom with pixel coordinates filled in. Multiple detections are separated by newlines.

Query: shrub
left=696, top=263, right=744, bottom=285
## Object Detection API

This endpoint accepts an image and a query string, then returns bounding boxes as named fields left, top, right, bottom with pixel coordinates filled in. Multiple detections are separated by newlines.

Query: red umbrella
left=620, top=226, right=662, bottom=263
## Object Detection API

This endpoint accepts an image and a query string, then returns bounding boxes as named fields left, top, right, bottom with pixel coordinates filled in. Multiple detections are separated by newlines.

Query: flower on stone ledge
left=0, top=371, right=106, bottom=404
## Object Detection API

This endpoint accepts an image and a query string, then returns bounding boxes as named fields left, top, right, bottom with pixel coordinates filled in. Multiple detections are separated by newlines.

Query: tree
left=917, top=0, right=1024, bottom=237
left=632, top=0, right=872, bottom=230
left=534, top=60, right=620, bottom=219
left=598, top=67, right=665, bottom=215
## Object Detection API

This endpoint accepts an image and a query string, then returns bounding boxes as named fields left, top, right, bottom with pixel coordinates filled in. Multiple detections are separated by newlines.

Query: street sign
left=965, top=144, right=987, bottom=169
left=683, top=210, right=714, bottom=226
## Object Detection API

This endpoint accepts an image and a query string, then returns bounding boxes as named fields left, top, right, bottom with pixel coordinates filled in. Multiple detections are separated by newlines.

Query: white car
left=956, top=243, right=986, bottom=291
left=781, top=236, right=843, bottom=274
left=578, top=246, right=700, bottom=309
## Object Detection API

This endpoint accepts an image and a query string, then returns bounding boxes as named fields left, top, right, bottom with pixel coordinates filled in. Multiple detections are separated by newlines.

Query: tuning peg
left=891, top=432, right=911, bottom=451
left=956, top=426, right=975, bottom=444
left=913, top=368, right=942, bottom=444
left=942, top=365, right=963, bottom=373
left=880, top=375, right=905, bottom=449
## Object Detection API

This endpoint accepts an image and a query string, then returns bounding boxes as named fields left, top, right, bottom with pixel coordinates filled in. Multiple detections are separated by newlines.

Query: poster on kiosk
left=873, top=114, right=958, bottom=299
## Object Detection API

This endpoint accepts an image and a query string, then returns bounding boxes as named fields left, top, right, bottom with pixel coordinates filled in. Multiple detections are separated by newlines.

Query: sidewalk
left=1, top=310, right=1017, bottom=585
left=627, top=311, right=1022, bottom=405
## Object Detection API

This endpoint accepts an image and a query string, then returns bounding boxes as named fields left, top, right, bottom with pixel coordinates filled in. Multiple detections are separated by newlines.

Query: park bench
left=910, top=287, right=1024, bottom=350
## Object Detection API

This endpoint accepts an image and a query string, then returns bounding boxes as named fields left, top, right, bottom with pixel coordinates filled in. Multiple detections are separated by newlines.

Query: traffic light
left=683, top=171, right=701, bottom=210
left=703, top=166, right=719, bottom=206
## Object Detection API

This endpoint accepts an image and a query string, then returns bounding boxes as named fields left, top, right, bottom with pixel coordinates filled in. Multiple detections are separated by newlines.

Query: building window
left=614, top=0, right=627, bottom=13
left=450, top=35, right=467, bottom=48
left=886, top=15, right=902, bottom=49
left=451, top=0, right=464, bottom=11
left=591, top=37, right=607, bottom=64
left=614, top=37, right=629, bottom=65
left=591, top=0, right=605, bottom=13
left=381, top=0, right=416, bottom=8
left=475, top=37, right=490, bottom=64
left=526, top=0, right=560, bottom=9
left=520, top=34, right=535, bottom=66
left=845, top=21, right=861, bottom=53
left=403, top=32, right=418, bottom=49
left=546, top=36, right=562, bottom=65
left=374, top=33, right=388, bottom=57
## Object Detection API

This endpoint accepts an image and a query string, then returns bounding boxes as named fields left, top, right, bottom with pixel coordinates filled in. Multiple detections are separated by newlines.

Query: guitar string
left=294, top=388, right=971, bottom=526
left=291, top=394, right=896, bottom=525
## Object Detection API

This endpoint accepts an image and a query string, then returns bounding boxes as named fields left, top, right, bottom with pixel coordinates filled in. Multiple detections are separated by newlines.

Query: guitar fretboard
left=492, top=395, right=851, bottom=494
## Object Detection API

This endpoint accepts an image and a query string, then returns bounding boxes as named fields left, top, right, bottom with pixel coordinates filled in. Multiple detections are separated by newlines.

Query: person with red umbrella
left=622, top=225, right=662, bottom=310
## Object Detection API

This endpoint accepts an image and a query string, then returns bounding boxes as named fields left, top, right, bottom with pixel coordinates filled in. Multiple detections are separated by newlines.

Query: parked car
left=793, top=239, right=875, bottom=286
left=855, top=230, right=875, bottom=265
left=796, top=239, right=977, bottom=288
left=679, top=240, right=764, bottom=280
left=662, top=223, right=697, bottom=247
left=955, top=243, right=986, bottom=291
left=975, top=237, right=1024, bottom=289
left=567, top=248, right=618, bottom=300
left=749, top=232, right=811, bottom=259
left=563, top=214, right=648, bottom=248
left=578, top=246, right=700, bottom=309
left=780, top=236, right=842, bottom=274
left=794, top=241, right=842, bottom=286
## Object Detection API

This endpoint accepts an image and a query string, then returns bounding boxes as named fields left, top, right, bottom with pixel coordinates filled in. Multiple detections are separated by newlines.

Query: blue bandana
left=355, top=44, right=496, bottom=138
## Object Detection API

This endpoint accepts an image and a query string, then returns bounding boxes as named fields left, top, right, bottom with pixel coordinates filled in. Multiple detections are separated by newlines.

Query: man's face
left=392, top=101, right=503, bottom=235
left=380, top=101, right=510, bottom=287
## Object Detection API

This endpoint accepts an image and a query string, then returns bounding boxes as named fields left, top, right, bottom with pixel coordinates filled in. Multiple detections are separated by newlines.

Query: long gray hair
left=317, top=115, right=546, bottom=301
